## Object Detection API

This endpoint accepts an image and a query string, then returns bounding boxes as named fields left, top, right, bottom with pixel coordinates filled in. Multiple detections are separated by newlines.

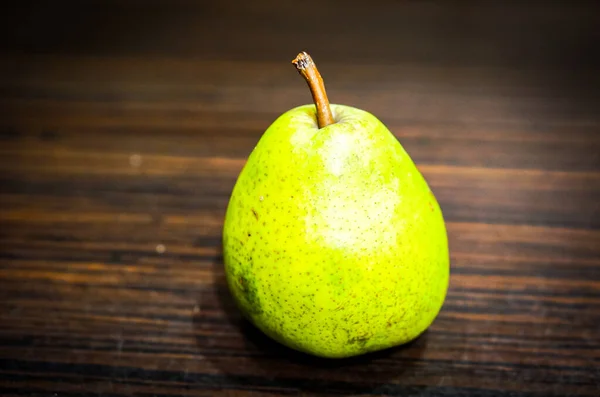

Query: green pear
left=222, top=52, right=449, bottom=358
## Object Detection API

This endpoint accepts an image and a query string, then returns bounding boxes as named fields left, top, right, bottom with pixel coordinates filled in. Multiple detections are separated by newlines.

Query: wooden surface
left=1, top=1, right=599, bottom=396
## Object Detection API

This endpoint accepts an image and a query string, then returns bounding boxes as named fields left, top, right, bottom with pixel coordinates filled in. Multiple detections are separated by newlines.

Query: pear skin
left=223, top=102, right=449, bottom=359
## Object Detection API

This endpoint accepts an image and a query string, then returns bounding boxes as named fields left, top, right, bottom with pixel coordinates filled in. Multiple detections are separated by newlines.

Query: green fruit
left=222, top=52, right=449, bottom=358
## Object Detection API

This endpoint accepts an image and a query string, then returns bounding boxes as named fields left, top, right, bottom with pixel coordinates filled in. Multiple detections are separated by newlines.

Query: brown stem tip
left=292, top=52, right=335, bottom=128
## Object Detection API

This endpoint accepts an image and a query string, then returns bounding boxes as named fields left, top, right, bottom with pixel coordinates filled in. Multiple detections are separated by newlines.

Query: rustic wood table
left=1, top=2, right=599, bottom=396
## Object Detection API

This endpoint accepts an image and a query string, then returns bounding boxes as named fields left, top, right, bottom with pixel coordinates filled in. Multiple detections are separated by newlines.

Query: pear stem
left=292, top=52, right=335, bottom=128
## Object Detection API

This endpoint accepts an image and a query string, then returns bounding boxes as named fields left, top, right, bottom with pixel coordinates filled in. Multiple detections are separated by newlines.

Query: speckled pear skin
left=222, top=104, right=449, bottom=358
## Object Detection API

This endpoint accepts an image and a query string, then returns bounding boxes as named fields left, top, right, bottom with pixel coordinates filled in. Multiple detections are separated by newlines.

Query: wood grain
left=1, top=1, right=599, bottom=396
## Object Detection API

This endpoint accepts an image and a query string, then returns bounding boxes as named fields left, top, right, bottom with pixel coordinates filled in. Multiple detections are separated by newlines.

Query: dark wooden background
left=1, top=1, right=599, bottom=396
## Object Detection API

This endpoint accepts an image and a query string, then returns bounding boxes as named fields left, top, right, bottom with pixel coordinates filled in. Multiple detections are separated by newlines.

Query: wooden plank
left=0, top=1, right=599, bottom=396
